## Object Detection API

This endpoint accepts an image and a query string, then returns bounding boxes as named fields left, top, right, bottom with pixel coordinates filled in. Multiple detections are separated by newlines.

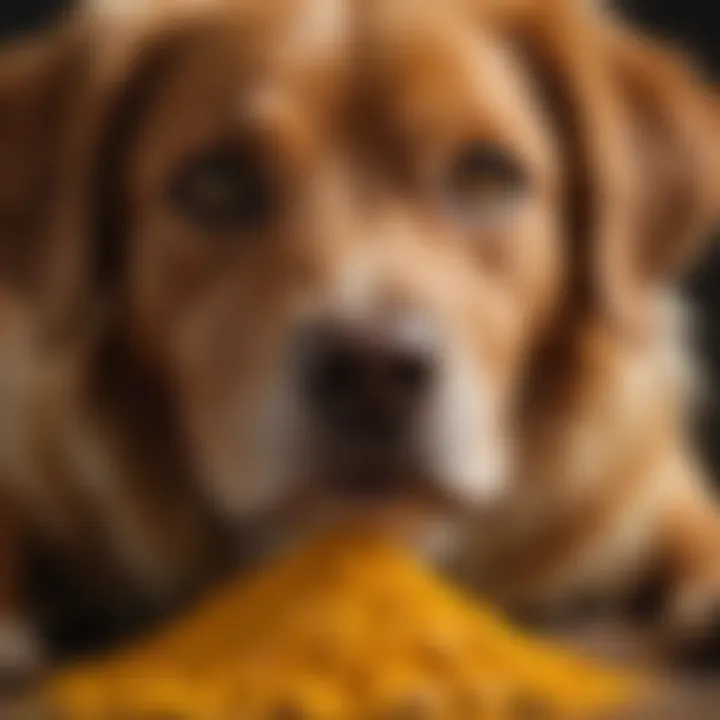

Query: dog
left=0, top=0, right=718, bottom=683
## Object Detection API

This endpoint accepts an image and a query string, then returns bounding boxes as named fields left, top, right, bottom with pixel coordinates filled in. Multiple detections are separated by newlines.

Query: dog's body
left=0, top=0, right=718, bottom=678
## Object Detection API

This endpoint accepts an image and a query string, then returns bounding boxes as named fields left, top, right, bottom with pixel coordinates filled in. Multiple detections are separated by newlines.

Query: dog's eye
left=445, top=143, right=529, bottom=226
left=171, top=147, right=276, bottom=232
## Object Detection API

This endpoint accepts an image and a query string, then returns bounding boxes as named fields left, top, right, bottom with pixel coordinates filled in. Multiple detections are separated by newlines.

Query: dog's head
left=0, top=0, right=718, bottom=538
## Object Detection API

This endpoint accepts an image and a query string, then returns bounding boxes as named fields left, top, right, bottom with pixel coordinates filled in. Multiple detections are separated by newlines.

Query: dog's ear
left=498, top=0, right=719, bottom=334
left=600, top=23, right=719, bottom=311
left=0, top=14, right=191, bottom=340
left=25, top=18, right=196, bottom=340
left=0, top=31, right=81, bottom=291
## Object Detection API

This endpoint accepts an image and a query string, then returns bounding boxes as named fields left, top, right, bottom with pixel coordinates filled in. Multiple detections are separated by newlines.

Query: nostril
left=387, top=353, right=434, bottom=400
left=302, top=336, right=367, bottom=411
left=315, top=347, right=362, bottom=398
left=296, top=316, right=438, bottom=422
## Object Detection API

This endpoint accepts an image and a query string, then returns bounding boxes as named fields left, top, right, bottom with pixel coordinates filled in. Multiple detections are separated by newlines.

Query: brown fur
left=0, top=0, right=718, bottom=676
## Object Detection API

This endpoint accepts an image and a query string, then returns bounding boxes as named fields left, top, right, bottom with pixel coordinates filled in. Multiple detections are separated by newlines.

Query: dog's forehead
left=127, top=0, right=555, bottom=181
left=146, top=0, right=495, bottom=106
left=139, top=0, right=354, bottom=114
left=286, top=0, right=350, bottom=60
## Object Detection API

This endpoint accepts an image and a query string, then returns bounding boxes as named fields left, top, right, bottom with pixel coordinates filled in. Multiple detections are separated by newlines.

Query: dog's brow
left=282, top=0, right=350, bottom=66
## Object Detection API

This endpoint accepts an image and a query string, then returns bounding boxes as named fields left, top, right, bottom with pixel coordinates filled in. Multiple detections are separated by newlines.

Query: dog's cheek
left=192, top=377, right=308, bottom=524
left=166, top=305, right=307, bottom=524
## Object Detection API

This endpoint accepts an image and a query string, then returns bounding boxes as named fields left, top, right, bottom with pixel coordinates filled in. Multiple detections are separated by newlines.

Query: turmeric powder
left=48, top=526, right=639, bottom=718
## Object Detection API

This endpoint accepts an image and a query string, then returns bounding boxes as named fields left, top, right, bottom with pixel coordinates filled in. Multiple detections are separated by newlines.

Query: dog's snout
left=298, top=315, right=438, bottom=434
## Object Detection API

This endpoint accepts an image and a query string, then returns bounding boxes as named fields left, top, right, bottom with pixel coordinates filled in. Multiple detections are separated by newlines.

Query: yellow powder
left=48, top=527, right=639, bottom=718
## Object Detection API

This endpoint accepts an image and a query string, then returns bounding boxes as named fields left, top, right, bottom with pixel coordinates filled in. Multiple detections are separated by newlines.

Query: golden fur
left=0, top=0, right=718, bottom=677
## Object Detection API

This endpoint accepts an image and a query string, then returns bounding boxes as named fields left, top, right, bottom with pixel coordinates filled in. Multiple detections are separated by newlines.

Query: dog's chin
left=215, top=408, right=507, bottom=567
left=220, top=451, right=491, bottom=576
left=254, top=453, right=478, bottom=562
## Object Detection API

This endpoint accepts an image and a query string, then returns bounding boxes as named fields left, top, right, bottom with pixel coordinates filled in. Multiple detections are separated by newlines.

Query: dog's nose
left=298, top=315, right=438, bottom=436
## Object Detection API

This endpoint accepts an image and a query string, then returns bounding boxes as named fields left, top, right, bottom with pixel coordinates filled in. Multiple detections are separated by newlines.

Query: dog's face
left=1, top=0, right=717, bottom=539
left=115, top=0, right=566, bottom=527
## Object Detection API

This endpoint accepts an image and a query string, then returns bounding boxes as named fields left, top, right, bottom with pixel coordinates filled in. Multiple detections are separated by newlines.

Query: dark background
left=1, top=0, right=719, bottom=470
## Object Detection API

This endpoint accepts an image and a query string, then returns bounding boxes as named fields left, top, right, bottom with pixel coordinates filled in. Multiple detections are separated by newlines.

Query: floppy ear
left=0, top=32, right=81, bottom=291
left=498, top=0, right=719, bottom=334
left=11, top=17, right=198, bottom=340
left=600, top=23, right=720, bottom=294
left=0, top=13, right=191, bottom=341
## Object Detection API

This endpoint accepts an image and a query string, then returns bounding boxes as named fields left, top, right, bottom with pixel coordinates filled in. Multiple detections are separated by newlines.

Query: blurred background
left=1, top=0, right=719, bottom=472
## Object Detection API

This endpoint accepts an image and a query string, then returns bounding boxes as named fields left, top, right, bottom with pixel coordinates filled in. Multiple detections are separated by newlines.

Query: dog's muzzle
left=294, top=310, right=440, bottom=496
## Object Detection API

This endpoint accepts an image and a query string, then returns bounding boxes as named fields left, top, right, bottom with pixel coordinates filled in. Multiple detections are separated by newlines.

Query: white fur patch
left=422, top=349, right=508, bottom=503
